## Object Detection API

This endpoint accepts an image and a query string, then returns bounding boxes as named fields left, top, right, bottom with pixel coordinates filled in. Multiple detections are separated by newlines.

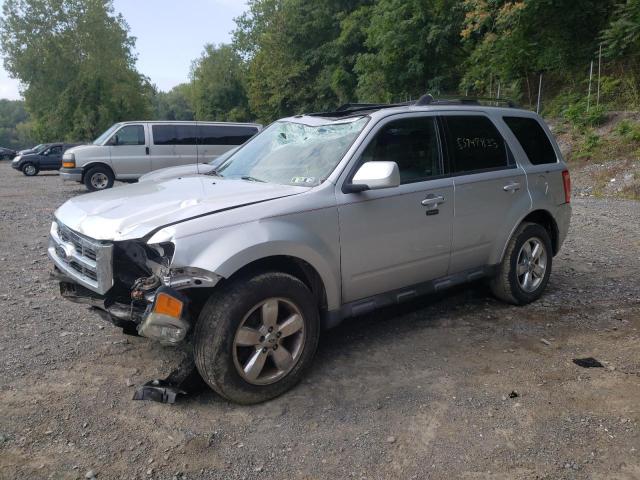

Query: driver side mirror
left=108, top=135, right=119, bottom=146
left=344, top=161, right=400, bottom=193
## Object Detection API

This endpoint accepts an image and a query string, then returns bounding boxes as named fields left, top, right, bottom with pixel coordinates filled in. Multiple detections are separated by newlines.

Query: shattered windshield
left=215, top=117, right=368, bottom=186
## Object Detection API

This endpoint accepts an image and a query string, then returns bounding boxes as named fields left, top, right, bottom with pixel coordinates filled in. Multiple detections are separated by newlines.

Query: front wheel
left=22, top=162, right=38, bottom=176
left=84, top=166, right=114, bottom=191
left=490, top=222, right=553, bottom=305
left=194, top=272, right=320, bottom=404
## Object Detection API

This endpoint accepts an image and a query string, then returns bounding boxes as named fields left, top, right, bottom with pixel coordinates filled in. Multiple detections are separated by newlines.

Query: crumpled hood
left=55, top=176, right=307, bottom=241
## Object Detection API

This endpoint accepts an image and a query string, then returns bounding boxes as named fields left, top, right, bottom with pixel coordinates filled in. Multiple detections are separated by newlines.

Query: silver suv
left=48, top=97, right=571, bottom=404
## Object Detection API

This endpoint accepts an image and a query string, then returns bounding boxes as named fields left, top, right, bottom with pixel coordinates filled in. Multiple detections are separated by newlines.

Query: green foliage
left=189, top=44, right=250, bottom=122
left=602, top=0, right=640, bottom=58
left=0, top=0, right=153, bottom=142
left=614, top=118, right=640, bottom=143
left=0, top=98, right=33, bottom=148
left=153, top=84, right=194, bottom=121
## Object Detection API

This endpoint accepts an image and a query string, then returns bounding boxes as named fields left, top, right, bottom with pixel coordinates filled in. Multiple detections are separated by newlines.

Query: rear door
left=441, top=113, right=529, bottom=273
left=337, top=113, right=453, bottom=303
left=108, top=124, right=149, bottom=178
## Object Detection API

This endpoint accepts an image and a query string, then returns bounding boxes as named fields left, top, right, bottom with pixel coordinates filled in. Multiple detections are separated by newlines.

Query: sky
left=0, top=0, right=248, bottom=100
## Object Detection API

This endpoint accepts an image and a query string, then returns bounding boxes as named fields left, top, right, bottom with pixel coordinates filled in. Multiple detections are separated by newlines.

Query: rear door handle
left=421, top=194, right=445, bottom=207
left=503, top=182, right=520, bottom=192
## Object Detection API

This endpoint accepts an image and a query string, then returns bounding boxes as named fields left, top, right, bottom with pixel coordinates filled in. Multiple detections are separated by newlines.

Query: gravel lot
left=0, top=161, right=639, bottom=480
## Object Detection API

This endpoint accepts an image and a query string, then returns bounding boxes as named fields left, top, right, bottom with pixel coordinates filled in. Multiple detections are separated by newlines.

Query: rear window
left=198, top=125, right=258, bottom=145
left=442, top=115, right=510, bottom=174
left=503, top=116, right=557, bottom=165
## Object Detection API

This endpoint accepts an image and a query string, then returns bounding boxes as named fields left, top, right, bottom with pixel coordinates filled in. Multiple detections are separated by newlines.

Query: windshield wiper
left=240, top=175, right=266, bottom=183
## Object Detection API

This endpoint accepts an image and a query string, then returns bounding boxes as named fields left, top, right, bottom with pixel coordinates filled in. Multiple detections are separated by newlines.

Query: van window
left=152, top=125, right=198, bottom=145
left=358, top=116, right=442, bottom=184
left=442, top=116, right=510, bottom=174
left=198, top=125, right=257, bottom=145
left=503, top=116, right=557, bottom=165
left=113, top=125, right=145, bottom=146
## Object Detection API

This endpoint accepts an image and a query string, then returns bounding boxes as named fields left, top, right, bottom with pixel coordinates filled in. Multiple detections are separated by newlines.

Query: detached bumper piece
left=132, top=355, right=206, bottom=404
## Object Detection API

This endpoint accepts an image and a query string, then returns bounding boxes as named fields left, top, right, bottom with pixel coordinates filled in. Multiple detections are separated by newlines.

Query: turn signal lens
left=562, top=170, right=571, bottom=204
left=62, top=160, right=75, bottom=168
left=153, top=292, right=183, bottom=318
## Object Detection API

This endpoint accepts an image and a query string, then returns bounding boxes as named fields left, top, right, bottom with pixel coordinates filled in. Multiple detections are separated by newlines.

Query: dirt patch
left=0, top=163, right=639, bottom=479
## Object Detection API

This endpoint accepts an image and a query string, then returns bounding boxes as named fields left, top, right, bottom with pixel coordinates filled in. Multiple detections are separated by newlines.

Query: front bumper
left=11, top=160, right=22, bottom=170
left=59, top=167, right=83, bottom=182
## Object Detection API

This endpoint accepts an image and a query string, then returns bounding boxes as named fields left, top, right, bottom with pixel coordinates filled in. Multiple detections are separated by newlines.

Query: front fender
left=161, top=209, right=342, bottom=310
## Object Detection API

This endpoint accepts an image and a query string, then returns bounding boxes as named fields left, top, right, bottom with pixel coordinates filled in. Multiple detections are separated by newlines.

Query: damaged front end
left=49, top=220, right=220, bottom=346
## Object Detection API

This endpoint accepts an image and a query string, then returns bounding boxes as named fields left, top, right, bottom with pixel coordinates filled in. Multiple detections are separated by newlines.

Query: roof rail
left=306, top=101, right=412, bottom=118
left=415, top=94, right=518, bottom=108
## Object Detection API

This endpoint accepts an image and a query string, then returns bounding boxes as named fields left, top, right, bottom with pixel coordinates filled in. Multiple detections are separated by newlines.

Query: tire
left=194, top=272, right=320, bottom=404
left=84, top=165, right=114, bottom=191
left=22, top=162, right=39, bottom=176
left=490, top=222, right=553, bottom=305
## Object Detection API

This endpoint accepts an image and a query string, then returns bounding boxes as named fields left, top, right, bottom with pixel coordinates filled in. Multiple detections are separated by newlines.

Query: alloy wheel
left=232, top=297, right=306, bottom=385
left=516, top=237, right=547, bottom=293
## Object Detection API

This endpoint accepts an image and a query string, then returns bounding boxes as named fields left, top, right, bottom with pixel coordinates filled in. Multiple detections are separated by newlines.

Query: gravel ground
left=0, top=162, right=639, bottom=480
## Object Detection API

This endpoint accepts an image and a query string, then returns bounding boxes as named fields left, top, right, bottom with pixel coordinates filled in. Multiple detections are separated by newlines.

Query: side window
left=198, top=125, right=222, bottom=145
left=503, top=116, right=557, bottom=165
left=48, top=145, right=62, bottom=155
left=224, top=126, right=258, bottom=145
left=113, top=125, right=145, bottom=146
left=443, top=115, right=510, bottom=174
left=358, top=116, right=442, bottom=184
left=152, top=125, right=177, bottom=145
left=174, top=125, right=198, bottom=145
left=198, top=125, right=258, bottom=145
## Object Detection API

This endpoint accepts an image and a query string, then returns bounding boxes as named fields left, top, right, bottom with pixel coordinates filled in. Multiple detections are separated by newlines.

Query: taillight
left=562, top=170, right=571, bottom=203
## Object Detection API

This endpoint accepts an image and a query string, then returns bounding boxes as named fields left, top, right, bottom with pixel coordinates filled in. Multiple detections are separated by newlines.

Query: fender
left=160, top=208, right=342, bottom=310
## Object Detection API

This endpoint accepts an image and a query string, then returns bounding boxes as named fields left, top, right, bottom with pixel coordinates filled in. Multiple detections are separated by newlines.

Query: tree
left=189, top=43, right=250, bottom=122
left=602, top=0, right=640, bottom=58
left=355, top=0, right=465, bottom=102
left=0, top=98, right=33, bottom=148
left=0, top=0, right=153, bottom=141
left=153, top=84, right=194, bottom=121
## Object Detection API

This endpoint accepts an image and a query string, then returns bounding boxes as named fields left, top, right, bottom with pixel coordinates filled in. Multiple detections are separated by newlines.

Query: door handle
left=421, top=194, right=445, bottom=207
left=503, top=182, right=520, bottom=192
left=145, top=146, right=150, bottom=155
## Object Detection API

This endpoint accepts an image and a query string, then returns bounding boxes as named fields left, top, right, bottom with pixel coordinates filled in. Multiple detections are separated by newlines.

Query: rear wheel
left=22, top=162, right=38, bottom=176
left=84, top=166, right=114, bottom=191
left=194, top=272, right=320, bottom=404
left=490, top=222, right=552, bottom=305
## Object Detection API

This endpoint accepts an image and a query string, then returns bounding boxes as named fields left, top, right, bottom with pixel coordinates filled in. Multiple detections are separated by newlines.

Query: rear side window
left=198, top=125, right=258, bottom=145
left=503, top=116, right=557, bottom=165
left=442, top=115, right=510, bottom=174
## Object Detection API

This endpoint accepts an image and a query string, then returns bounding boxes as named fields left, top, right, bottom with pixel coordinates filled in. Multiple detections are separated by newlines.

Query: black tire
left=490, top=222, right=553, bottom=305
left=22, top=162, right=39, bottom=176
left=84, top=165, right=114, bottom=191
left=194, top=272, right=320, bottom=404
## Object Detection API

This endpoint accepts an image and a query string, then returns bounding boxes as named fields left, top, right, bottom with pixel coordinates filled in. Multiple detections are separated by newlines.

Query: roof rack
left=306, top=101, right=411, bottom=118
left=303, top=93, right=518, bottom=118
left=415, top=93, right=518, bottom=108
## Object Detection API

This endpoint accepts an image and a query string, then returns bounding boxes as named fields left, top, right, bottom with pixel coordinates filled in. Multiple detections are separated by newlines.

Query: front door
left=337, top=114, right=453, bottom=303
left=108, top=124, right=149, bottom=178
left=42, top=144, right=63, bottom=169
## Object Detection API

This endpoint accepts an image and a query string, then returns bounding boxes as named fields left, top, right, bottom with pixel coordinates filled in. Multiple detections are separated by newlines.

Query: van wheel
left=194, top=272, right=320, bottom=404
left=84, top=166, right=114, bottom=191
left=490, top=222, right=553, bottom=305
left=22, top=162, right=38, bottom=176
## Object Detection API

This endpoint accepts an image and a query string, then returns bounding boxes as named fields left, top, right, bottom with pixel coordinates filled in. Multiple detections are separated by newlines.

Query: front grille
left=48, top=220, right=114, bottom=294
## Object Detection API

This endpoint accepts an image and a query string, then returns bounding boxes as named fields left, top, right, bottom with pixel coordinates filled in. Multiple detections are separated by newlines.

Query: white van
left=60, top=121, right=261, bottom=191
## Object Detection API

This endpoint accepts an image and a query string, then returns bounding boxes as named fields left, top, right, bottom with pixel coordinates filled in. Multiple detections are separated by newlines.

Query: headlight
left=12, top=155, right=21, bottom=163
